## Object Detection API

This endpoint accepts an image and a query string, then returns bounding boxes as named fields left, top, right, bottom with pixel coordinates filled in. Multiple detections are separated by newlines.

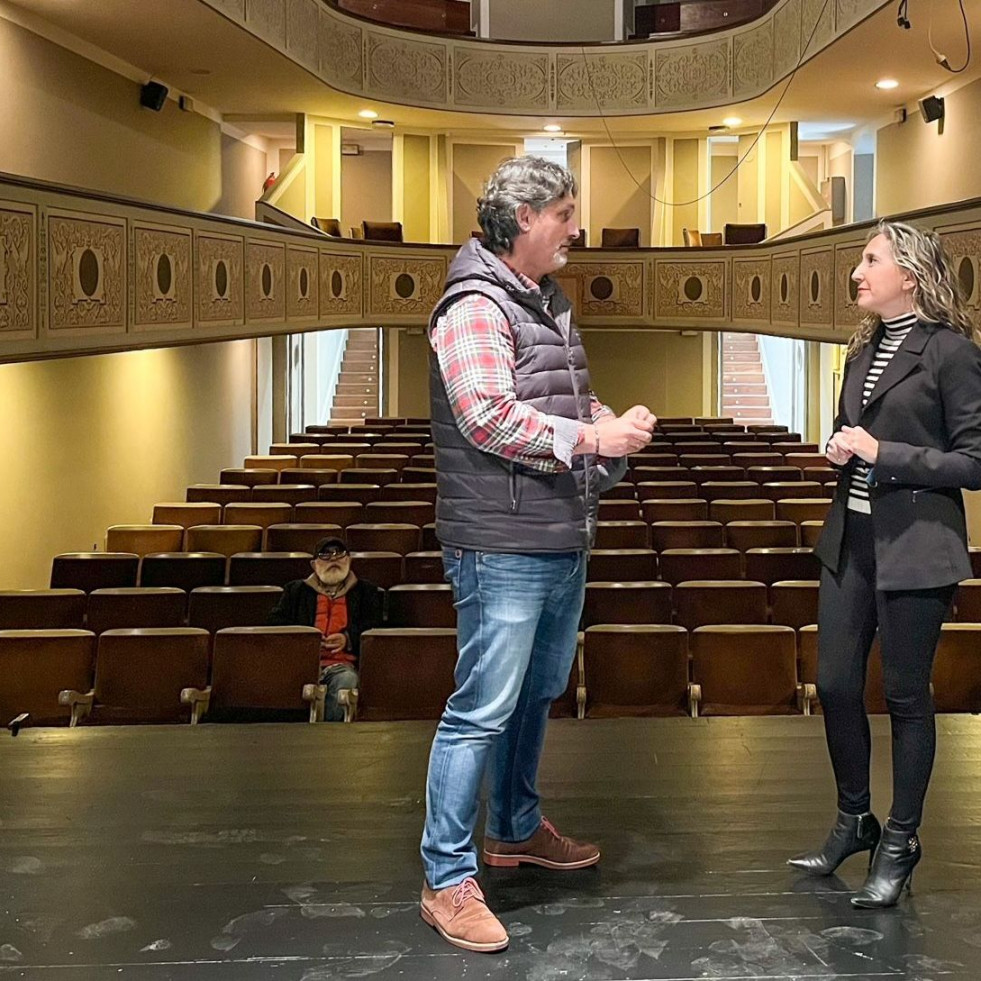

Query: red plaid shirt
left=430, top=268, right=611, bottom=472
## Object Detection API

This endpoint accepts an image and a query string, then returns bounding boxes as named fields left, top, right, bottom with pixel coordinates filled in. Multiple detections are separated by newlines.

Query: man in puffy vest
left=419, top=156, right=657, bottom=951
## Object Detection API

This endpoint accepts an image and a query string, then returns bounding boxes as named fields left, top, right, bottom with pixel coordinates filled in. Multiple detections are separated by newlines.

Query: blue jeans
left=421, top=547, right=587, bottom=889
left=321, top=663, right=359, bottom=722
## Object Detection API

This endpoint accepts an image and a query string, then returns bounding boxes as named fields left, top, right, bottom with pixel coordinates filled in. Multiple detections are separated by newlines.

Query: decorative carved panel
left=245, top=0, right=285, bottom=48
left=937, top=223, right=981, bottom=318
left=556, top=52, right=648, bottom=113
left=771, top=253, right=799, bottom=327
left=732, top=23, right=773, bottom=99
left=834, top=244, right=865, bottom=331
left=246, top=241, right=286, bottom=323
left=48, top=212, right=125, bottom=332
left=0, top=201, right=36, bottom=338
left=455, top=50, right=549, bottom=111
left=288, top=246, right=319, bottom=321
left=319, top=252, right=363, bottom=319
left=196, top=233, right=244, bottom=326
left=286, top=0, right=319, bottom=72
left=654, top=260, right=726, bottom=320
left=836, top=0, right=878, bottom=31
left=654, top=40, right=729, bottom=109
left=572, top=262, right=646, bottom=318
left=772, top=0, right=801, bottom=80
left=801, top=0, right=834, bottom=52
left=367, top=255, right=444, bottom=318
left=133, top=223, right=192, bottom=330
left=366, top=32, right=446, bottom=105
left=732, top=257, right=771, bottom=324
left=209, top=0, right=245, bottom=20
left=319, top=8, right=362, bottom=86
left=799, top=248, right=834, bottom=327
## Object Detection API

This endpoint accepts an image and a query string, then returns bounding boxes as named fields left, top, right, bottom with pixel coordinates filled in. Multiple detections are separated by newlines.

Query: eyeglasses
left=315, top=548, right=348, bottom=560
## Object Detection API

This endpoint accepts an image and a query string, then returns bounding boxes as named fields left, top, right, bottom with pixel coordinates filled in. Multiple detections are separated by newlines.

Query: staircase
left=329, top=329, right=380, bottom=424
left=721, top=332, right=774, bottom=427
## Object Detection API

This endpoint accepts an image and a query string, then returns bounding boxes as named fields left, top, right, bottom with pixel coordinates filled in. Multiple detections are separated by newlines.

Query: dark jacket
left=814, top=321, right=981, bottom=589
left=428, top=238, right=600, bottom=553
left=267, top=577, right=384, bottom=662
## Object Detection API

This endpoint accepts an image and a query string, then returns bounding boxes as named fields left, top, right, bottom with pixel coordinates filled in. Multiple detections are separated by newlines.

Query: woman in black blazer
left=788, top=220, right=981, bottom=907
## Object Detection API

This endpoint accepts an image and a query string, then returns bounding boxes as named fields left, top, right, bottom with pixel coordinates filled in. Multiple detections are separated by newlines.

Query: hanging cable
left=928, top=0, right=972, bottom=73
left=577, top=0, right=834, bottom=208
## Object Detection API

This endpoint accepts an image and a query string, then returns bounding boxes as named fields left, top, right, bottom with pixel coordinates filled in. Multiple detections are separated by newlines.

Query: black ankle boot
left=788, top=810, right=881, bottom=876
left=850, top=822, right=920, bottom=908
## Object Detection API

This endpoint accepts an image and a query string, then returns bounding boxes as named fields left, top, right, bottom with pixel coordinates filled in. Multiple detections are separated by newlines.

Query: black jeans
left=816, top=509, right=955, bottom=831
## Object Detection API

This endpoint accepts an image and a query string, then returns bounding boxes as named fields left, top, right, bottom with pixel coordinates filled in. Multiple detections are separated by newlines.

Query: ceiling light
left=543, top=124, right=562, bottom=133
left=371, top=119, right=395, bottom=128
left=358, top=109, right=379, bottom=119
left=722, top=116, right=742, bottom=128
left=875, top=78, right=899, bottom=90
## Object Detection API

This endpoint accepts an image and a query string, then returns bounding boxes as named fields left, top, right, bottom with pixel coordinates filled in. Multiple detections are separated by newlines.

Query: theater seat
left=353, top=628, right=457, bottom=721
left=187, top=586, right=283, bottom=634
left=710, top=499, right=776, bottom=523
left=582, top=625, right=688, bottom=717
left=594, top=521, right=649, bottom=549
left=641, top=499, right=708, bottom=523
left=587, top=549, right=657, bottom=582
left=252, top=484, right=318, bottom=506
left=185, top=525, right=263, bottom=557
left=0, top=629, right=95, bottom=727
left=403, top=551, right=446, bottom=584
left=106, top=525, right=184, bottom=557
left=319, top=484, right=380, bottom=506
left=60, top=628, right=210, bottom=725
left=769, top=580, right=819, bottom=629
left=349, top=552, right=404, bottom=589
left=152, top=503, right=222, bottom=528
left=279, top=468, right=340, bottom=487
left=345, top=523, right=421, bottom=555
left=758, top=481, right=824, bottom=502
left=954, top=579, right=981, bottom=621
left=724, top=520, right=798, bottom=551
left=775, top=499, right=833, bottom=524
left=244, top=454, right=297, bottom=472
left=598, top=499, right=643, bottom=521
left=744, top=547, right=820, bottom=584
left=649, top=521, right=725, bottom=551
left=293, top=502, right=363, bottom=527
left=264, top=523, right=343, bottom=553
left=362, top=220, right=403, bottom=242
left=340, top=468, right=399, bottom=487
left=600, top=227, right=640, bottom=247
left=181, top=626, right=324, bottom=723
left=658, top=548, right=741, bottom=584
left=86, top=588, right=186, bottom=634
left=932, top=624, right=981, bottom=712
left=219, top=469, right=279, bottom=487
left=223, top=503, right=293, bottom=529
left=689, top=625, right=799, bottom=717
left=799, top=521, right=825, bottom=547
left=699, top=482, right=761, bottom=503
left=387, top=584, right=456, bottom=627
left=634, top=481, right=698, bottom=500
left=139, top=552, right=227, bottom=591
left=365, top=501, right=435, bottom=526
left=186, top=485, right=251, bottom=506
left=51, top=553, right=140, bottom=593
left=0, top=589, right=87, bottom=630
left=382, top=483, right=438, bottom=505
left=582, top=581, right=673, bottom=627
left=227, top=552, right=313, bottom=588
left=673, top=580, right=767, bottom=629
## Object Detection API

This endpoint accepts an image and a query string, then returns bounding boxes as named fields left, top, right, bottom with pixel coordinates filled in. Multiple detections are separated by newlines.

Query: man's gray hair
left=477, top=156, right=577, bottom=255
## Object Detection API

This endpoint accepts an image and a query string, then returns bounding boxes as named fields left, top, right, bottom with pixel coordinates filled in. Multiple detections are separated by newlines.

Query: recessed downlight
left=358, top=109, right=379, bottom=119
left=875, top=78, right=899, bottom=90
left=543, top=123, right=563, bottom=133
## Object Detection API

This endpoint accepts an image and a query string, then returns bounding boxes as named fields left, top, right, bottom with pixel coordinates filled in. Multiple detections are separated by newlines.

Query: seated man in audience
left=268, top=537, right=384, bottom=720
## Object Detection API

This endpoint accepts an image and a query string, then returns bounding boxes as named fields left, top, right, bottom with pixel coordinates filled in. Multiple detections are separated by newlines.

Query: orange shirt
left=314, top=593, right=352, bottom=670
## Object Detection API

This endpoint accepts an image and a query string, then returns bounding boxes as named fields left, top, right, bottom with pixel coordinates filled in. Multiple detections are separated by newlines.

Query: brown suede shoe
left=483, top=817, right=600, bottom=870
left=420, top=877, right=509, bottom=953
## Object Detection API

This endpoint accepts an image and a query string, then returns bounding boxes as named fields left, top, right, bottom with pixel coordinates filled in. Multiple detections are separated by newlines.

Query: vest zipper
left=509, top=463, right=517, bottom=512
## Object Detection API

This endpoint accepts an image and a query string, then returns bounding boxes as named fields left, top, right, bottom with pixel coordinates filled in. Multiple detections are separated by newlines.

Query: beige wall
left=877, top=77, right=981, bottom=215
left=709, top=152, right=738, bottom=233
left=589, top=145, right=652, bottom=247
left=341, top=150, right=393, bottom=234
left=0, top=341, right=255, bottom=589
left=217, top=134, right=267, bottom=220
left=765, top=131, right=783, bottom=233
left=487, top=0, right=615, bottom=41
left=401, top=135, right=432, bottom=243
left=313, top=124, right=336, bottom=221
left=395, top=328, right=706, bottom=419
left=451, top=143, right=518, bottom=243
left=672, top=139, right=699, bottom=247
left=736, top=135, right=759, bottom=223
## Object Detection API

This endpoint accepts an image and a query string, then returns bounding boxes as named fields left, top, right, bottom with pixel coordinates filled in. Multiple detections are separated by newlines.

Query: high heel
left=851, top=821, right=921, bottom=908
left=788, top=810, right=881, bottom=876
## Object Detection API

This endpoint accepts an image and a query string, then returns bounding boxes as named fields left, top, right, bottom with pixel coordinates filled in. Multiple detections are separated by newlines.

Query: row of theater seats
left=9, top=621, right=978, bottom=730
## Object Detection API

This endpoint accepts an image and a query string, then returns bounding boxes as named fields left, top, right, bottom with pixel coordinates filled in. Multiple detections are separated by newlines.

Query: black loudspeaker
left=918, top=95, right=944, bottom=123
left=140, top=81, right=169, bottom=111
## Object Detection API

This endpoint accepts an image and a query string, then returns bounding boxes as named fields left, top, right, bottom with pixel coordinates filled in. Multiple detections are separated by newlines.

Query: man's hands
left=323, top=632, right=347, bottom=653
left=595, top=405, right=656, bottom=456
left=826, top=425, right=878, bottom=466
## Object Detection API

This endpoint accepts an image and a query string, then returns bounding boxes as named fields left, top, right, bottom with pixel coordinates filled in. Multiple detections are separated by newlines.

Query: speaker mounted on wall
left=140, top=81, right=169, bottom=112
left=918, top=95, right=945, bottom=124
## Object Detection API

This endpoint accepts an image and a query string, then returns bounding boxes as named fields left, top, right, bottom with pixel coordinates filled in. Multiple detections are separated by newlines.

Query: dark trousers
left=816, top=509, right=955, bottom=831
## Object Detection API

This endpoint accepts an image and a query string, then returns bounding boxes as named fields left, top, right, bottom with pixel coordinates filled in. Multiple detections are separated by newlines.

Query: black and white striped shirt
left=846, top=312, right=917, bottom=513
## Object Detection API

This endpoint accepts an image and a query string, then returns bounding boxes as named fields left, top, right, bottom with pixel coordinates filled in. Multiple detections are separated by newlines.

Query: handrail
left=1, top=170, right=978, bottom=365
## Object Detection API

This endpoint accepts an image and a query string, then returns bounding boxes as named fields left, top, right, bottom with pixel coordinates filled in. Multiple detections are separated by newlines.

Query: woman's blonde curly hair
left=846, top=219, right=979, bottom=359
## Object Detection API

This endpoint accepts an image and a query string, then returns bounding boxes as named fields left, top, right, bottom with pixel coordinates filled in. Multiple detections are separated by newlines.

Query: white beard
left=316, top=567, right=348, bottom=586
left=551, top=249, right=569, bottom=270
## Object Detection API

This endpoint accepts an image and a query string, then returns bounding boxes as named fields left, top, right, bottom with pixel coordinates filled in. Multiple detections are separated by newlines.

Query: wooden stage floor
left=3, top=715, right=981, bottom=980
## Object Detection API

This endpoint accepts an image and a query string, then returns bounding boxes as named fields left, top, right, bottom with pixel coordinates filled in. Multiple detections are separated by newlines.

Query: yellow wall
left=313, top=124, right=336, bottom=221
left=709, top=152, right=738, bottom=232
left=395, top=328, right=707, bottom=419
left=877, top=77, right=981, bottom=214
left=589, top=145, right=652, bottom=247
left=765, top=131, right=783, bottom=233
left=216, top=134, right=267, bottom=221
left=401, top=135, right=432, bottom=242
left=736, top=135, right=759, bottom=223
left=672, top=139, right=699, bottom=247
left=0, top=16, right=262, bottom=215
left=341, top=150, right=393, bottom=234
left=0, top=341, right=255, bottom=589
left=451, top=143, right=519, bottom=243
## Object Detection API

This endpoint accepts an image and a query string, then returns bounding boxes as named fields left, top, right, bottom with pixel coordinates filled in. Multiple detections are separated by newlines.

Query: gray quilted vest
left=427, top=238, right=599, bottom=553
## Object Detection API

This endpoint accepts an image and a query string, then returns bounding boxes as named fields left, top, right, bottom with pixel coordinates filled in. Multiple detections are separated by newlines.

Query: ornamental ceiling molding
left=203, top=0, right=891, bottom=116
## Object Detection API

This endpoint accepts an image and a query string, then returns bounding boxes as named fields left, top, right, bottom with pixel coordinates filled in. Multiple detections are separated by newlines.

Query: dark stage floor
left=3, top=715, right=981, bottom=980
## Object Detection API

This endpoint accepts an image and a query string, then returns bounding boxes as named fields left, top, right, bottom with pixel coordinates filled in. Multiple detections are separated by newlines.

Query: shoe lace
left=540, top=817, right=561, bottom=839
left=451, top=878, right=483, bottom=908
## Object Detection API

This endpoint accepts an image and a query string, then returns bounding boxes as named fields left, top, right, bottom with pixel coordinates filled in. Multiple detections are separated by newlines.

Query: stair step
left=336, top=383, right=380, bottom=395
left=331, top=408, right=372, bottom=421
left=334, top=395, right=379, bottom=408
left=337, top=372, right=378, bottom=382
left=723, top=394, right=770, bottom=405
left=724, top=371, right=765, bottom=383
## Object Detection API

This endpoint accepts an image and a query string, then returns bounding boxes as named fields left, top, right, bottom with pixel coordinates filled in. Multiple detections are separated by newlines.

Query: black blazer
left=267, top=578, right=384, bottom=662
left=813, top=321, right=981, bottom=590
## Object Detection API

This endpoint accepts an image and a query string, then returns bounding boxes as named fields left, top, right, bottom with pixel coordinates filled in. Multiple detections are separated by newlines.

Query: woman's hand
left=826, top=431, right=855, bottom=466
left=840, top=425, right=879, bottom=464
